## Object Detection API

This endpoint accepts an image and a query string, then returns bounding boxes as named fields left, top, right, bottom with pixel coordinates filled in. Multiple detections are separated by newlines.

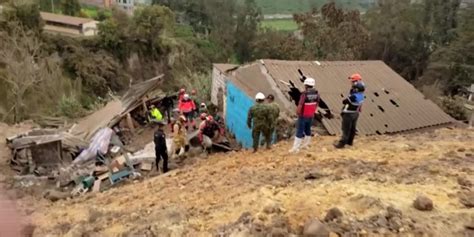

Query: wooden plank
left=126, top=113, right=135, bottom=132
left=97, top=173, right=110, bottom=181
left=141, top=162, right=153, bottom=171
left=92, top=180, right=101, bottom=193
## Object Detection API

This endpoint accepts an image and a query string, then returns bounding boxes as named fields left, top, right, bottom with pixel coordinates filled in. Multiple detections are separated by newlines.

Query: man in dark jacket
left=335, top=74, right=366, bottom=149
left=154, top=122, right=168, bottom=173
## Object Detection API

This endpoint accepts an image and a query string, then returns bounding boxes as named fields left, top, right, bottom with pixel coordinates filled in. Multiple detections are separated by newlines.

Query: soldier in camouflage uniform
left=247, top=92, right=271, bottom=152
left=265, top=94, right=280, bottom=148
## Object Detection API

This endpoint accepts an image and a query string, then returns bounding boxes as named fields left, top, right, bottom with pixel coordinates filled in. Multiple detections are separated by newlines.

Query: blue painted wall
left=225, top=81, right=255, bottom=148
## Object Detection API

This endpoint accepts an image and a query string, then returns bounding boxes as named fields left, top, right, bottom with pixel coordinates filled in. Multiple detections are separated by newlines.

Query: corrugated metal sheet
left=227, top=59, right=454, bottom=136
left=214, top=64, right=238, bottom=73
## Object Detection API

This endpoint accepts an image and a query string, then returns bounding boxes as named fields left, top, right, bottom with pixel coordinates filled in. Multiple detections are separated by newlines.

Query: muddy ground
left=1, top=127, right=474, bottom=237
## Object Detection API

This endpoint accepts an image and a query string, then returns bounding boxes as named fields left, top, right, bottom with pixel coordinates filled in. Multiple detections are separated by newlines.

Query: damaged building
left=211, top=60, right=455, bottom=148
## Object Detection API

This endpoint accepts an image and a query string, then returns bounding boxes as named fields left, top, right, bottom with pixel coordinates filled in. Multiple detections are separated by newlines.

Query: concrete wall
left=225, top=81, right=255, bottom=149
left=81, top=21, right=99, bottom=36
left=211, top=67, right=226, bottom=106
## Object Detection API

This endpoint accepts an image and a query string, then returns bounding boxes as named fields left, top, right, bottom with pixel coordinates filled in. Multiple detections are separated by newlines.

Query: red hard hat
left=200, top=113, right=208, bottom=120
left=179, top=88, right=185, bottom=93
left=207, top=115, right=214, bottom=121
left=349, top=73, right=362, bottom=82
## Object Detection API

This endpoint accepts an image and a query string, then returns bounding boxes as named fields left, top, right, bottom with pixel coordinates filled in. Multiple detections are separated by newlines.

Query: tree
left=251, top=30, right=308, bottom=60
left=294, top=2, right=369, bottom=60
left=423, top=6, right=474, bottom=95
left=0, top=0, right=43, bottom=33
left=98, top=10, right=131, bottom=62
left=61, top=0, right=81, bottom=16
left=0, top=23, right=61, bottom=122
left=131, top=5, right=176, bottom=60
left=364, top=0, right=461, bottom=81
left=234, top=0, right=262, bottom=63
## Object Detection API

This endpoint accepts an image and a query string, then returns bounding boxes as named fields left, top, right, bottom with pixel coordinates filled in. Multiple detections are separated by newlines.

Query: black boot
left=334, top=142, right=345, bottom=149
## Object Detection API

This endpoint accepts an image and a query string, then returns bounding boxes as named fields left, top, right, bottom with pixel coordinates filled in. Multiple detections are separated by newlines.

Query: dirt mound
left=8, top=128, right=474, bottom=236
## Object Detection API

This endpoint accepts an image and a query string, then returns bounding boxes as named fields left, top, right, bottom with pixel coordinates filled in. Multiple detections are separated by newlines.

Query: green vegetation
left=0, top=0, right=472, bottom=124
left=242, top=0, right=373, bottom=14
left=261, top=19, right=298, bottom=31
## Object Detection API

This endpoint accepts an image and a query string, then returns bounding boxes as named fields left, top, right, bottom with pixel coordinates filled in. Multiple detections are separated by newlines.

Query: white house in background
left=40, top=12, right=99, bottom=37
left=115, top=0, right=151, bottom=14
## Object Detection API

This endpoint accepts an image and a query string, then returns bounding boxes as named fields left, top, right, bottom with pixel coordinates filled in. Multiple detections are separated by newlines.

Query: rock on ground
left=324, top=207, right=343, bottom=222
left=303, top=219, right=329, bottom=237
left=460, top=192, right=474, bottom=208
left=413, top=195, right=434, bottom=211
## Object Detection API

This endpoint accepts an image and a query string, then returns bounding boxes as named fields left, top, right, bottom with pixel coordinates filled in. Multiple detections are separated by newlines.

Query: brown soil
left=4, top=127, right=474, bottom=236
left=0, top=122, right=36, bottom=237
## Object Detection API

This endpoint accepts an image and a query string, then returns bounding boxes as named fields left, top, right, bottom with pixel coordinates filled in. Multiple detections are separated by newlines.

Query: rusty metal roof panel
left=258, top=59, right=454, bottom=135
left=214, top=63, right=238, bottom=73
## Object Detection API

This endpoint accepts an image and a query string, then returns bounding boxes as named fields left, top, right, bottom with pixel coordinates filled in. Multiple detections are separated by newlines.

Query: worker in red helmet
left=198, top=114, right=221, bottom=146
left=178, top=88, right=186, bottom=108
left=179, top=94, right=197, bottom=130
left=348, top=73, right=365, bottom=94
left=335, top=73, right=366, bottom=149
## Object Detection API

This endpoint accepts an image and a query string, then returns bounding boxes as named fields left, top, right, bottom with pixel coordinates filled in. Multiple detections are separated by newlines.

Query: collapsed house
left=7, top=75, right=173, bottom=191
left=211, top=60, right=455, bottom=148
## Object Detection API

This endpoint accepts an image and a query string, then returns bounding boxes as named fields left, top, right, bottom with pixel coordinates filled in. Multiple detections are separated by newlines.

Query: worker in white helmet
left=289, top=78, right=321, bottom=153
left=247, top=92, right=271, bottom=152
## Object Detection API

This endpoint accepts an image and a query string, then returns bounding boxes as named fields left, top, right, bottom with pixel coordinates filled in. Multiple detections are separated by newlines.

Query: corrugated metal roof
left=214, top=64, right=238, bottom=73
left=40, top=12, right=95, bottom=26
left=228, top=59, right=454, bottom=135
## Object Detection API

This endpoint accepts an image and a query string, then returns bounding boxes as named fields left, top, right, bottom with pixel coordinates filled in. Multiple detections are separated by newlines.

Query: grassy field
left=261, top=19, right=298, bottom=31
left=241, top=0, right=373, bottom=15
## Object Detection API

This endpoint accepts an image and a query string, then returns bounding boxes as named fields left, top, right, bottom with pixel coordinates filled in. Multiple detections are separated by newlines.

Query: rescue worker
left=153, top=121, right=168, bottom=173
left=348, top=73, right=365, bottom=94
left=199, top=102, right=208, bottom=114
left=172, top=115, right=187, bottom=156
left=161, top=95, right=175, bottom=123
left=247, top=92, right=271, bottom=152
left=177, top=88, right=186, bottom=108
left=289, top=78, right=320, bottom=153
left=148, top=104, right=163, bottom=123
left=266, top=94, right=280, bottom=148
left=179, top=94, right=197, bottom=130
left=334, top=74, right=366, bottom=149
left=199, top=115, right=221, bottom=142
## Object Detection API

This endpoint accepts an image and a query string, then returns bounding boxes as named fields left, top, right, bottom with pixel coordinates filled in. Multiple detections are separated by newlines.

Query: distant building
left=115, top=0, right=151, bottom=14
left=79, top=0, right=114, bottom=8
left=40, top=12, right=99, bottom=37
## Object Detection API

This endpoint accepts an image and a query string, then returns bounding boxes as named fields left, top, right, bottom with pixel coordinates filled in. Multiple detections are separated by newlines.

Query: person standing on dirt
left=265, top=94, right=280, bottom=148
left=154, top=121, right=169, bottom=173
left=173, top=115, right=188, bottom=156
left=247, top=92, right=271, bottom=152
left=289, top=78, right=320, bottom=153
left=334, top=74, right=366, bottom=149
left=179, top=94, right=197, bottom=130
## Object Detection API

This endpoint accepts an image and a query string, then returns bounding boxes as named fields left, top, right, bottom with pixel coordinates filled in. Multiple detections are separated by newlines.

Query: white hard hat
left=183, top=94, right=190, bottom=99
left=304, top=78, right=315, bottom=87
left=255, top=92, right=265, bottom=100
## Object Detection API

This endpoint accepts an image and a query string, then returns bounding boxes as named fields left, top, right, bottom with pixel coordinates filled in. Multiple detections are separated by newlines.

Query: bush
left=440, top=97, right=468, bottom=121
left=58, top=95, right=84, bottom=118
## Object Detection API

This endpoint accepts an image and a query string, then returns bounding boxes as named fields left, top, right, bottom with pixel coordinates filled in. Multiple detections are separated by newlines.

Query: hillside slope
left=29, top=128, right=474, bottom=236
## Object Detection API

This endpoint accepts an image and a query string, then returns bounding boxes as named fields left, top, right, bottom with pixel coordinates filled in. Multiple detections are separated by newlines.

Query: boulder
left=460, top=192, right=474, bottom=208
left=413, top=195, right=434, bottom=211
left=303, top=219, right=329, bottom=237
left=324, top=207, right=343, bottom=222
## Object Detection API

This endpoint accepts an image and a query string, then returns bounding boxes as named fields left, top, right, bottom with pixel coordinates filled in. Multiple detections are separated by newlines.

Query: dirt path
left=29, top=128, right=474, bottom=236
left=0, top=185, right=26, bottom=237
